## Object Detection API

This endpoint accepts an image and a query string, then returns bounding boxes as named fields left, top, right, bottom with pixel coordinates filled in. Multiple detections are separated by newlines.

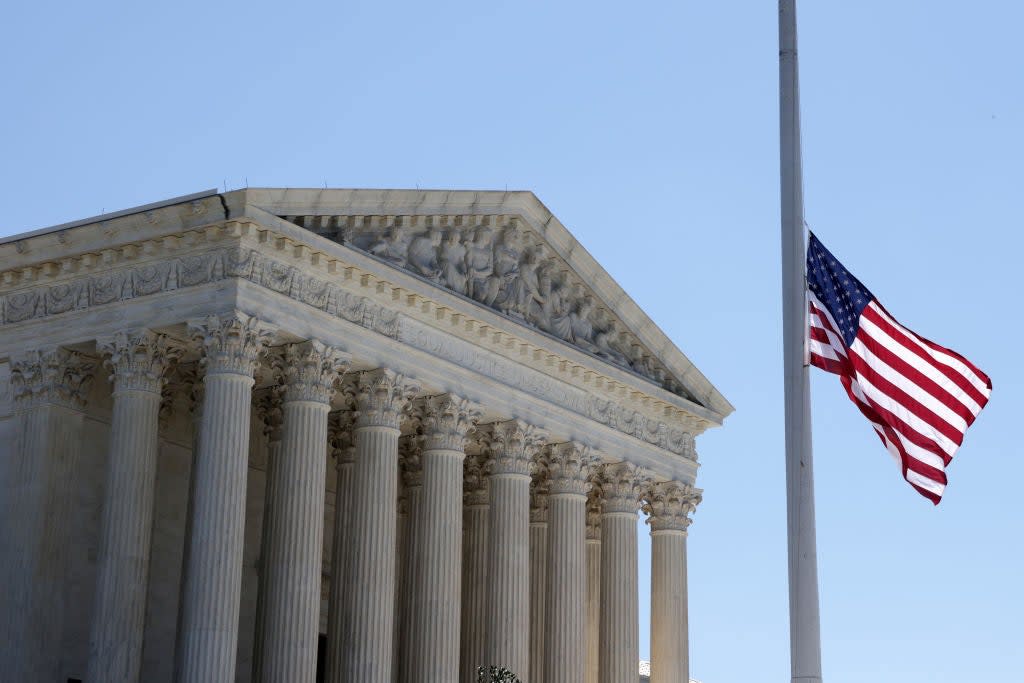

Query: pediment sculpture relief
left=285, top=215, right=690, bottom=400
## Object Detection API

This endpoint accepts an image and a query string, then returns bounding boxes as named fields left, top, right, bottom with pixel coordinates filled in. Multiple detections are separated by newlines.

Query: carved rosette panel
left=598, top=462, right=653, bottom=514
left=188, top=312, right=275, bottom=377
left=399, top=433, right=424, bottom=489
left=463, top=452, right=489, bottom=506
left=479, top=419, right=548, bottom=478
left=328, top=409, right=357, bottom=465
left=585, top=486, right=603, bottom=541
left=529, top=464, right=550, bottom=524
left=544, top=442, right=600, bottom=496
left=415, top=393, right=483, bottom=452
left=280, top=340, right=351, bottom=405
left=643, top=481, right=702, bottom=533
left=352, top=368, right=420, bottom=430
left=281, top=214, right=691, bottom=398
left=97, top=329, right=186, bottom=395
left=10, top=347, right=96, bottom=411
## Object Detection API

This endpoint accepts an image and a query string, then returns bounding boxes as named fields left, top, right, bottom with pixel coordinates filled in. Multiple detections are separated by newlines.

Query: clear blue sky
left=3, top=1, right=1021, bottom=681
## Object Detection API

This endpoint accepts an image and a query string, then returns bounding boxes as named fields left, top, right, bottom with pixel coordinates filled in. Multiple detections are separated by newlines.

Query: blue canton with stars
left=806, top=233, right=875, bottom=347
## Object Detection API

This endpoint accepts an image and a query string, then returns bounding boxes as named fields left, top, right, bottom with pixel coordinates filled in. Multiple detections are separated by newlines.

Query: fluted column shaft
left=529, top=481, right=549, bottom=683
left=251, top=390, right=283, bottom=683
left=598, top=462, right=650, bottom=683
left=177, top=313, right=273, bottom=683
left=544, top=442, right=596, bottom=683
left=482, top=420, right=547, bottom=679
left=88, top=331, right=182, bottom=683
left=339, top=369, right=418, bottom=683
left=585, top=536, right=601, bottom=683
left=645, top=481, right=701, bottom=683
left=3, top=348, right=94, bottom=683
left=486, top=471, right=531, bottom=675
left=325, top=412, right=356, bottom=683
left=599, top=511, right=638, bottom=683
left=460, top=454, right=489, bottom=683
left=258, top=342, right=347, bottom=683
left=651, top=530, right=688, bottom=683
left=397, top=438, right=423, bottom=683
left=404, top=395, right=479, bottom=683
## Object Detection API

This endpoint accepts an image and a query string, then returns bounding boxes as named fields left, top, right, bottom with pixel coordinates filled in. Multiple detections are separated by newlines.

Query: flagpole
left=779, top=2, right=823, bottom=682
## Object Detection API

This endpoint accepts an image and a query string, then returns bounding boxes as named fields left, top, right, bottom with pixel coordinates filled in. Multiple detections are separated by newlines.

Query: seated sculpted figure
left=406, top=227, right=443, bottom=280
left=368, top=226, right=407, bottom=264
left=466, top=226, right=497, bottom=304
left=439, top=229, right=468, bottom=292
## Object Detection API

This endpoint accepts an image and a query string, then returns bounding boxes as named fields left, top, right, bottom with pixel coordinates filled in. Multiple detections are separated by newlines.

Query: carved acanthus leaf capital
left=586, top=486, right=603, bottom=540
left=544, top=442, right=600, bottom=496
left=98, top=329, right=186, bottom=394
left=253, top=386, right=285, bottom=443
left=479, top=419, right=548, bottom=477
left=399, top=433, right=424, bottom=488
left=328, top=410, right=357, bottom=465
left=416, top=393, right=482, bottom=452
left=643, top=481, right=702, bottom=532
left=280, top=340, right=351, bottom=404
left=598, top=461, right=653, bottom=514
left=463, top=453, right=489, bottom=506
left=353, top=368, right=420, bottom=430
left=188, top=312, right=276, bottom=377
left=530, top=462, right=550, bottom=523
left=10, top=347, right=96, bottom=411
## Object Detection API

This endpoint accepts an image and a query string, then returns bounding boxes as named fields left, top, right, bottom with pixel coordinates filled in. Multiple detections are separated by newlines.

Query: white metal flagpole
left=778, top=1, right=824, bottom=682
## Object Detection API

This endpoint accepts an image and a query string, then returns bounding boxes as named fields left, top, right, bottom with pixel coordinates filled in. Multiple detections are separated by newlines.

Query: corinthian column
left=338, top=369, right=420, bottom=683
left=481, top=419, right=548, bottom=679
left=544, top=443, right=599, bottom=683
left=177, top=312, right=275, bottom=683
left=87, top=330, right=184, bottom=683
left=405, top=395, right=481, bottom=682
left=460, top=452, right=489, bottom=683
left=644, top=481, right=702, bottom=683
left=584, top=490, right=602, bottom=683
left=325, top=409, right=356, bottom=683
left=598, top=462, right=651, bottom=683
left=397, top=434, right=424, bottom=683
left=258, top=341, right=349, bottom=683
left=2, top=348, right=95, bottom=682
left=251, top=386, right=284, bottom=683
left=529, top=463, right=549, bottom=683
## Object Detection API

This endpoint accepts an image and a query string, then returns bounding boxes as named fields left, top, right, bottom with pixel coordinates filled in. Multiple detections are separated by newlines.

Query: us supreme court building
left=0, top=189, right=732, bottom=683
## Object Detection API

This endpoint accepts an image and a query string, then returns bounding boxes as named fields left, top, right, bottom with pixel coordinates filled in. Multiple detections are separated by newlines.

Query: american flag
left=805, top=233, right=992, bottom=504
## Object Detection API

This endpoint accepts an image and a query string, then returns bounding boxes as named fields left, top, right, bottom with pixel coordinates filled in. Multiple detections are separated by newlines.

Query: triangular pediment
left=248, top=189, right=732, bottom=422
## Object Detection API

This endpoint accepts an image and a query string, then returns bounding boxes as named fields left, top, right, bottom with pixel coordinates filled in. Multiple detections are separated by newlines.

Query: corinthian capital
left=98, top=329, right=186, bottom=394
left=329, top=410, right=357, bottom=466
left=399, top=433, right=424, bottom=488
left=352, top=368, right=420, bottom=430
left=643, top=481, right=702, bottom=533
left=598, top=461, right=652, bottom=514
left=280, top=340, right=351, bottom=404
left=479, top=419, right=548, bottom=477
left=530, top=465, right=550, bottom=523
left=188, top=312, right=276, bottom=377
left=10, top=347, right=96, bottom=410
left=254, top=386, right=285, bottom=443
left=463, top=453, right=489, bottom=506
left=416, top=393, right=482, bottom=452
left=586, top=487, right=602, bottom=540
left=544, top=442, right=600, bottom=496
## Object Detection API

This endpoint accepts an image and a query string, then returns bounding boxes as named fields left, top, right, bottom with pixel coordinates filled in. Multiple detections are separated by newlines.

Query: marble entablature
left=0, top=189, right=732, bottom=461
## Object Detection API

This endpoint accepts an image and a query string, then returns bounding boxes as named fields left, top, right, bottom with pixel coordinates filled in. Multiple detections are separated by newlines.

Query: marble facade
left=0, top=188, right=732, bottom=683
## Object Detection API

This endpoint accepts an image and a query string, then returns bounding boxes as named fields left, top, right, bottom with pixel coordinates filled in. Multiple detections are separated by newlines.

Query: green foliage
left=476, top=665, right=522, bottom=683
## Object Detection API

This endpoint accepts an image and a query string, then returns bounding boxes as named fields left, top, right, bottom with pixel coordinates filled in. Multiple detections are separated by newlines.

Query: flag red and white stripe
left=807, top=290, right=991, bottom=504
